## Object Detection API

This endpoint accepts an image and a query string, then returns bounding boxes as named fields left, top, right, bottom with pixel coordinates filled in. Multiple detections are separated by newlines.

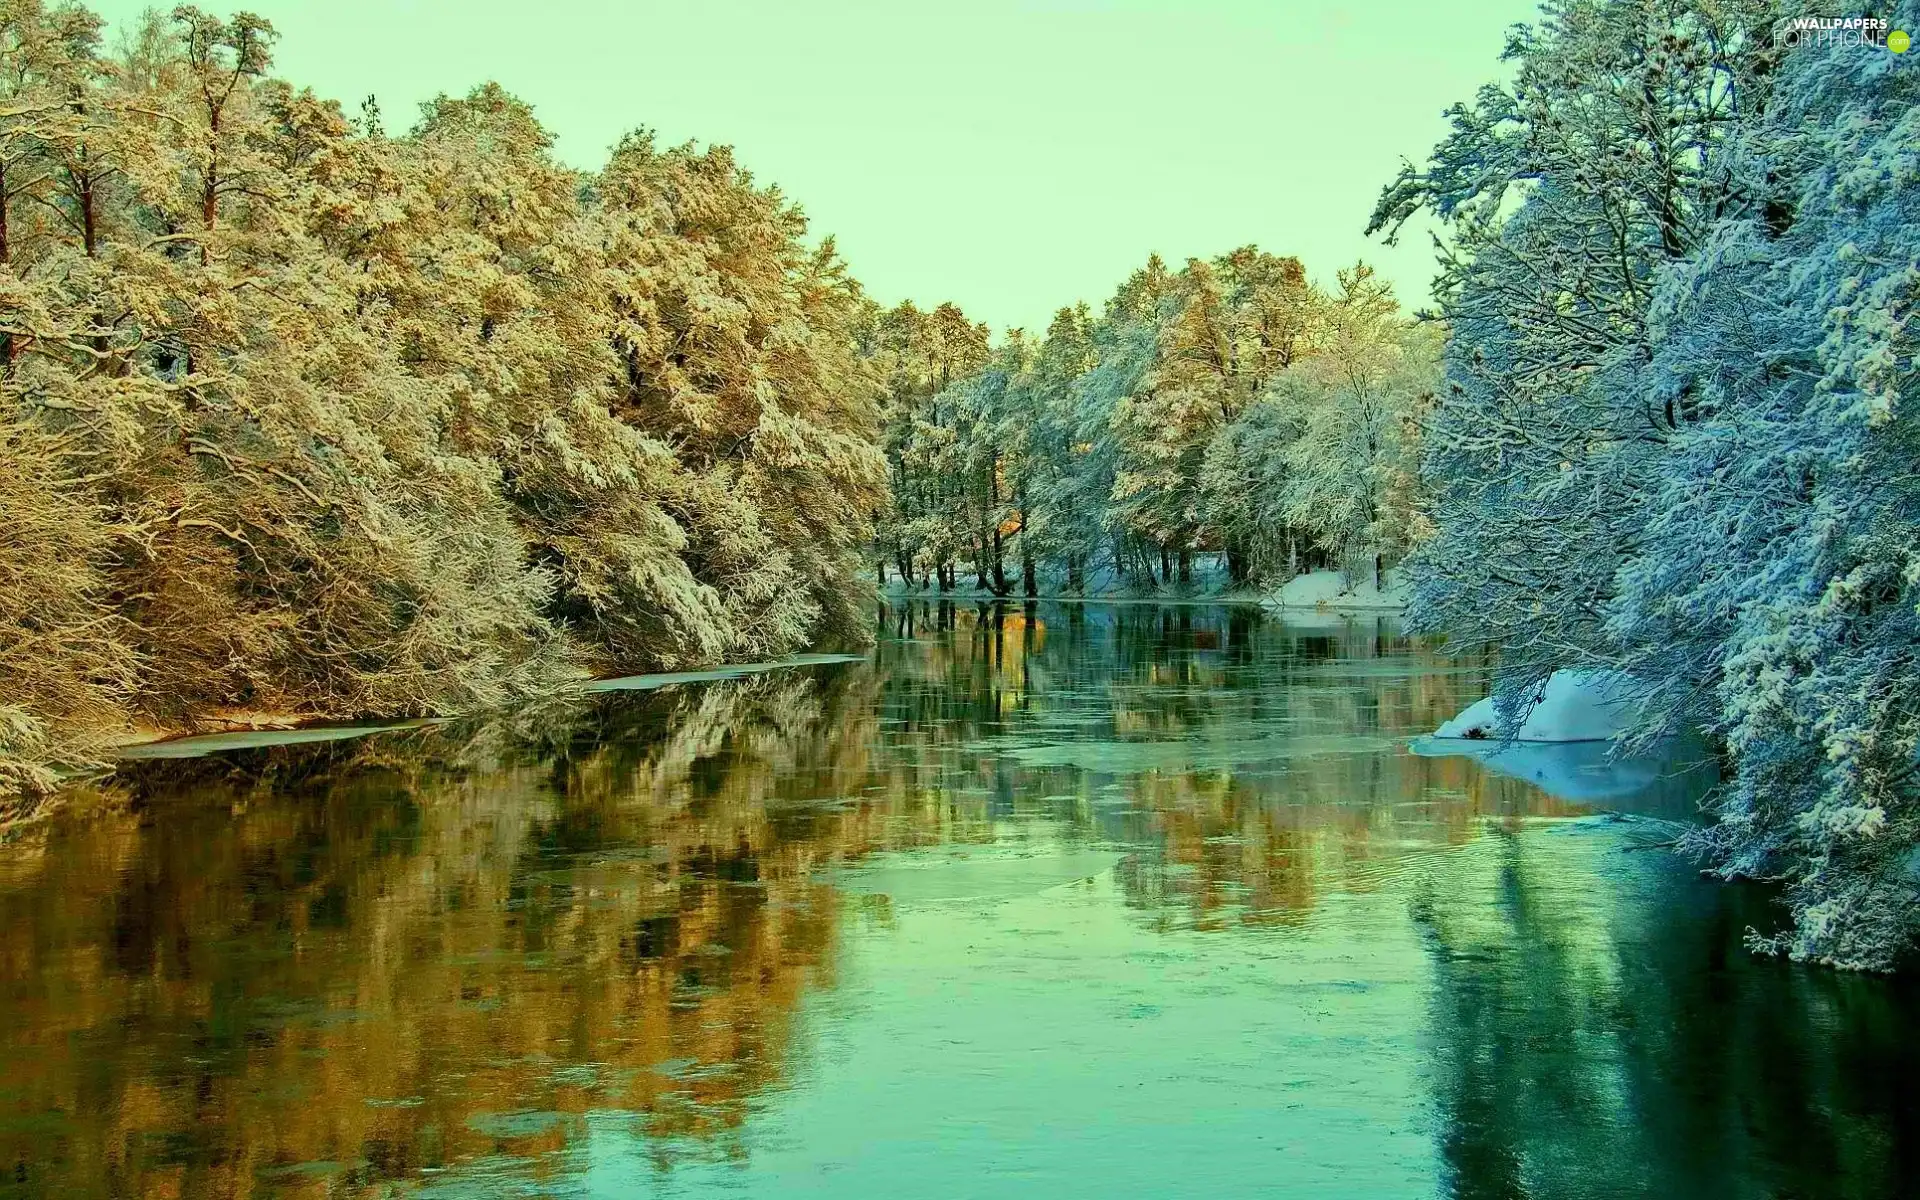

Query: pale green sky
left=91, top=0, right=1538, bottom=334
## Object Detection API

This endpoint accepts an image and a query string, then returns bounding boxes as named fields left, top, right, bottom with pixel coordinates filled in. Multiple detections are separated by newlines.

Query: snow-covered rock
left=1263, top=568, right=1408, bottom=612
left=1431, top=669, right=1636, bottom=743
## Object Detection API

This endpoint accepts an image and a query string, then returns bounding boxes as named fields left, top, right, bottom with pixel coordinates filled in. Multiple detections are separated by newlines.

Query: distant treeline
left=1, top=3, right=886, bottom=790
left=1386, top=0, right=1920, bottom=968
left=868, top=254, right=1437, bottom=596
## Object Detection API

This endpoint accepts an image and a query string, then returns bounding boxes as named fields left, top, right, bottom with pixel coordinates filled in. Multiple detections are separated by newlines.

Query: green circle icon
left=1891, top=29, right=1911, bottom=53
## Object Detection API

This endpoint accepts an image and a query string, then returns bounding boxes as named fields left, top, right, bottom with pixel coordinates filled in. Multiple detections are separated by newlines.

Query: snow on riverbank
left=876, top=561, right=1413, bottom=613
left=1412, top=670, right=1712, bottom=808
left=1261, top=569, right=1409, bottom=612
left=1430, top=669, right=1637, bottom=743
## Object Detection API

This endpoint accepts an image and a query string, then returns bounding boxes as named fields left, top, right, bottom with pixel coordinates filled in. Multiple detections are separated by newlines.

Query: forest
left=0, top=0, right=1436, bottom=791
left=1, top=0, right=1917, bottom=968
left=0, top=2, right=890, bottom=794
left=1377, top=0, right=1919, bottom=969
left=867, top=254, right=1434, bottom=597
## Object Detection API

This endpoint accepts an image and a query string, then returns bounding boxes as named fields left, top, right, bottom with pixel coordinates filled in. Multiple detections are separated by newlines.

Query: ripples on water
left=0, top=601, right=1914, bottom=1198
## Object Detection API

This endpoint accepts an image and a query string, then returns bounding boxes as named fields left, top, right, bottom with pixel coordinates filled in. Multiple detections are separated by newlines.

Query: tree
left=1607, top=6, right=1920, bottom=968
left=1374, top=0, right=1920, bottom=967
left=1369, top=0, right=1788, bottom=685
left=1021, top=304, right=1100, bottom=591
left=870, top=299, right=988, bottom=590
left=1277, top=265, right=1437, bottom=590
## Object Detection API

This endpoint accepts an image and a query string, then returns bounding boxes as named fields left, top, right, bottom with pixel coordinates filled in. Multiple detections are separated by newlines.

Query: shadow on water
left=0, top=599, right=1912, bottom=1197
left=1410, top=822, right=1920, bottom=1200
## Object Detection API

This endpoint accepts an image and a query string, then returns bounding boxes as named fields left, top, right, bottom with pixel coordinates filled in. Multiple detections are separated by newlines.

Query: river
left=1, top=602, right=1914, bottom=1198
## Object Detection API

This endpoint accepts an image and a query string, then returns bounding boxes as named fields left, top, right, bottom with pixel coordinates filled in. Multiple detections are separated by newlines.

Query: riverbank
left=880, top=568, right=1411, bottom=614
left=1263, top=568, right=1410, bottom=612
left=111, top=653, right=872, bottom=760
left=0, top=653, right=871, bottom=827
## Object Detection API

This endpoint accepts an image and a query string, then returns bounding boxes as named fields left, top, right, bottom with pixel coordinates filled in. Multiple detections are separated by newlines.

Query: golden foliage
left=0, top=4, right=886, bottom=793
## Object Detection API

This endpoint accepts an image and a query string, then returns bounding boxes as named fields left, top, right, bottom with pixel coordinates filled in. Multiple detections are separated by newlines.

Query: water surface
left=1, top=602, right=1914, bottom=1198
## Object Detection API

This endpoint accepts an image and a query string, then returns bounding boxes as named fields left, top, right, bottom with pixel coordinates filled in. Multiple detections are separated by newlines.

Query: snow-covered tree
left=1277, top=266, right=1438, bottom=590
left=879, top=247, right=1433, bottom=596
left=1380, top=0, right=1920, bottom=967
left=0, top=2, right=892, bottom=794
left=1610, top=3, right=1920, bottom=968
left=868, top=299, right=990, bottom=590
left=1371, top=0, right=1790, bottom=687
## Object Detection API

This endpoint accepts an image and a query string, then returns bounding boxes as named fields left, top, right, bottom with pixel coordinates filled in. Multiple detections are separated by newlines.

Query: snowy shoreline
left=1411, top=669, right=1718, bottom=807
left=110, top=654, right=868, bottom=762
left=1260, top=568, right=1409, bottom=613
left=1425, top=669, right=1637, bottom=744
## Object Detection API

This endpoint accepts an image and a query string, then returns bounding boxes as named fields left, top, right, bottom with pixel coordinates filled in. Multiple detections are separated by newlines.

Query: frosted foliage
left=875, top=250, right=1436, bottom=594
left=1382, top=0, right=1920, bottom=967
left=0, top=6, right=883, bottom=797
left=1621, top=9, right=1920, bottom=969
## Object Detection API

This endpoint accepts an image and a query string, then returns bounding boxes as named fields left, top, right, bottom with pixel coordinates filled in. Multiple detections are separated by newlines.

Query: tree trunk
left=0, top=164, right=10, bottom=375
left=82, top=174, right=97, bottom=258
left=200, top=111, right=220, bottom=265
left=991, top=528, right=1008, bottom=596
left=1022, top=549, right=1038, bottom=598
left=1226, top=545, right=1247, bottom=585
left=1178, top=547, right=1191, bottom=585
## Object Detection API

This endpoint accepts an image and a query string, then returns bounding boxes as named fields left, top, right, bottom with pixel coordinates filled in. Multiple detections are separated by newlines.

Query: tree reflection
left=1409, top=825, right=1920, bottom=1200
left=0, top=671, right=891, bottom=1195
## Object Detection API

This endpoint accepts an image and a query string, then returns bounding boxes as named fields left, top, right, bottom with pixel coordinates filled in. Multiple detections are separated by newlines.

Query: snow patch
left=1431, top=669, right=1636, bottom=743
left=1263, top=568, right=1409, bottom=612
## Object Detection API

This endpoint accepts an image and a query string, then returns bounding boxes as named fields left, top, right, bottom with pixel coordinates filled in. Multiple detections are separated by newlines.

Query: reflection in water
left=1407, top=733, right=1720, bottom=810
left=0, top=602, right=1913, bottom=1198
